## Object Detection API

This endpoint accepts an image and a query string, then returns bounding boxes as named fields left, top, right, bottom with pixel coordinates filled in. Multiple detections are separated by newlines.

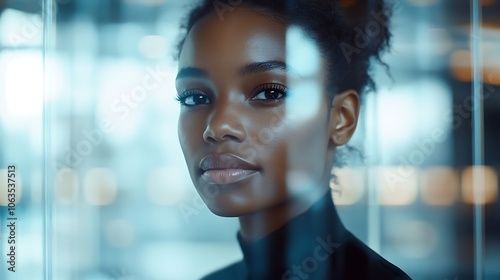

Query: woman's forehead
left=178, top=7, right=288, bottom=70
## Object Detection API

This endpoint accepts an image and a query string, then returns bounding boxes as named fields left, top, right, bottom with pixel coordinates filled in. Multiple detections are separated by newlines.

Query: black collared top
left=202, top=191, right=412, bottom=280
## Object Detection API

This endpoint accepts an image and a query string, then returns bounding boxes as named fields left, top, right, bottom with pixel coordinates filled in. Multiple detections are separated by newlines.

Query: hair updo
left=176, top=0, right=393, bottom=101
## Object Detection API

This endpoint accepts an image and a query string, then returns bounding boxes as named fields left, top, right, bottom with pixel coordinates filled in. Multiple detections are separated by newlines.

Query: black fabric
left=202, top=191, right=412, bottom=280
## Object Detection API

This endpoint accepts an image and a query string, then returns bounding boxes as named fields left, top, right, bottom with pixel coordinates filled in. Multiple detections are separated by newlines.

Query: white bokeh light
left=4, top=52, right=43, bottom=116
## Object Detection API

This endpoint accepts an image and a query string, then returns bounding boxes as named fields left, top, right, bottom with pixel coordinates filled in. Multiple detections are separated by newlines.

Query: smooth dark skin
left=177, top=8, right=360, bottom=242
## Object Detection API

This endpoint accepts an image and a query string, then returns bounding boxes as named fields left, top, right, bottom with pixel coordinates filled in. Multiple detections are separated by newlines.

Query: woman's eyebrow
left=238, top=60, right=288, bottom=76
left=176, top=61, right=300, bottom=80
left=176, top=67, right=208, bottom=80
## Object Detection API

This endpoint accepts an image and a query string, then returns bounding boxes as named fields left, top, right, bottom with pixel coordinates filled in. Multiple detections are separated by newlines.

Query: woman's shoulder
left=200, top=230, right=412, bottom=280
left=329, top=230, right=412, bottom=280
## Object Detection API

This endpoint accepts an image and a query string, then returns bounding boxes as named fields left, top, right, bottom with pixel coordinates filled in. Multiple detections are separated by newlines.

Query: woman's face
left=176, top=8, right=359, bottom=217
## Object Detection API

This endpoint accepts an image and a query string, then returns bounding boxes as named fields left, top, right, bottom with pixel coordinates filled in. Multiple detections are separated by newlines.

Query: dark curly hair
left=176, top=0, right=393, bottom=101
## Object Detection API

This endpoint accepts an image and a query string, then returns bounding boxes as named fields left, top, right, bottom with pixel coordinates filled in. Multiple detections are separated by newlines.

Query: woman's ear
left=329, top=90, right=360, bottom=146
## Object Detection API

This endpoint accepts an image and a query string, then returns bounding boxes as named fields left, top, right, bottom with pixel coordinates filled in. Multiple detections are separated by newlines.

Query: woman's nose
left=202, top=103, right=247, bottom=144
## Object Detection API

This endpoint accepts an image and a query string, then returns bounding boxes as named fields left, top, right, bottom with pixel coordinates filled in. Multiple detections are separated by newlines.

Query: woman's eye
left=176, top=92, right=211, bottom=106
left=252, top=84, right=288, bottom=102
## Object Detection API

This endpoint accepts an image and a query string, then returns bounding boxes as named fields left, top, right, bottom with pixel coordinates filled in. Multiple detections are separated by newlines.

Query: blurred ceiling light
left=420, top=166, right=459, bottom=206
left=138, top=35, right=168, bottom=59
left=84, top=168, right=117, bottom=205
left=105, top=219, right=135, bottom=248
left=331, top=168, right=365, bottom=206
left=147, top=167, right=189, bottom=205
left=0, top=169, right=22, bottom=206
left=461, top=166, right=498, bottom=204
left=4, top=52, right=44, bottom=116
left=376, top=166, right=419, bottom=206
left=55, top=168, right=79, bottom=205
left=375, top=88, right=420, bottom=151
left=0, top=9, right=43, bottom=47
left=370, top=79, right=451, bottom=164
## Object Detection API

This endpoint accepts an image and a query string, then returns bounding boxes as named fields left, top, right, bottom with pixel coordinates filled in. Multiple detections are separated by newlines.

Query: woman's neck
left=238, top=187, right=331, bottom=242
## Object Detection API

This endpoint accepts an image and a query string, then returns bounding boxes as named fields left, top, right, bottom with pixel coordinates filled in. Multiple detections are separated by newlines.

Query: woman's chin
left=208, top=208, right=243, bottom=218
left=203, top=197, right=257, bottom=217
left=199, top=192, right=275, bottom=218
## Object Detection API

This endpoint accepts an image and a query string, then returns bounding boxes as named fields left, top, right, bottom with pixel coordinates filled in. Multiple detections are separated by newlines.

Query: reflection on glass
left=0, top=0, right=499, bottom=279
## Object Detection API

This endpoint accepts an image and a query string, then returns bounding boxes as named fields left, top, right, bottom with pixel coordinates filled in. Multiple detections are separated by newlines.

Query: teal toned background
left=0, top=0, right=499, bottom=279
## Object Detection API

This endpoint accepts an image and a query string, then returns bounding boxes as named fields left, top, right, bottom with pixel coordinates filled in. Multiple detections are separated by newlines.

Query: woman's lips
left=199, top=154, right=259, bottom=185
left=201, top=169, right=259, bottom=185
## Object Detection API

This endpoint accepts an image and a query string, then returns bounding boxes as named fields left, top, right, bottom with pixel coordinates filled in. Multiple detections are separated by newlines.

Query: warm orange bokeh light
left=421, top=167, right=459, bottom=206
left=450, top=50, right=472, bottom=82
left=481, top=0, right=496, bottom=6
left=55, top=168, right=79, bottom=204
left=331, top=168, right=366, bottom=206
left=84, top=168, right=118, bottom=205
left=461, top=166, right=498, bottom=204
left=376, top=166, right=419, bottom=206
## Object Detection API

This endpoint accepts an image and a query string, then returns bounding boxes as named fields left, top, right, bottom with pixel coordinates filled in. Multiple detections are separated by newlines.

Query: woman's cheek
left=237, top=137, right=259, bottom=162
left=268, top=107, right=287, bottom=133
left=178, top=116, right=205, bottom=167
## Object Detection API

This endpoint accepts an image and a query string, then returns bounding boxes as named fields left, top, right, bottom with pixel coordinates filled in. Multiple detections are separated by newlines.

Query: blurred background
left=0, top=0, right=499, bottom=279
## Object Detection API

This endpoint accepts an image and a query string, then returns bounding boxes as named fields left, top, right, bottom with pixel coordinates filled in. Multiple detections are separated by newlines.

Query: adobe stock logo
left=340, top=0, right=403, bottom=64
left=282, top=235, right=340, bottom=280
left=7, top=0, right=71, bottom=46
left=53, top=64, right=169, bottom=180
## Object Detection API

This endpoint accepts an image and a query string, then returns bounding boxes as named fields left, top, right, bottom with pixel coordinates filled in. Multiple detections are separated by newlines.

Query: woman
left=175, top=0, right=411, bottom=279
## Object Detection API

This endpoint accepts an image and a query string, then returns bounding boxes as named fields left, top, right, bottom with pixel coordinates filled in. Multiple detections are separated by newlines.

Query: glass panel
left=0, top=0, right=47, bottom=279
left=0, top=0, right=498, bottom=279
